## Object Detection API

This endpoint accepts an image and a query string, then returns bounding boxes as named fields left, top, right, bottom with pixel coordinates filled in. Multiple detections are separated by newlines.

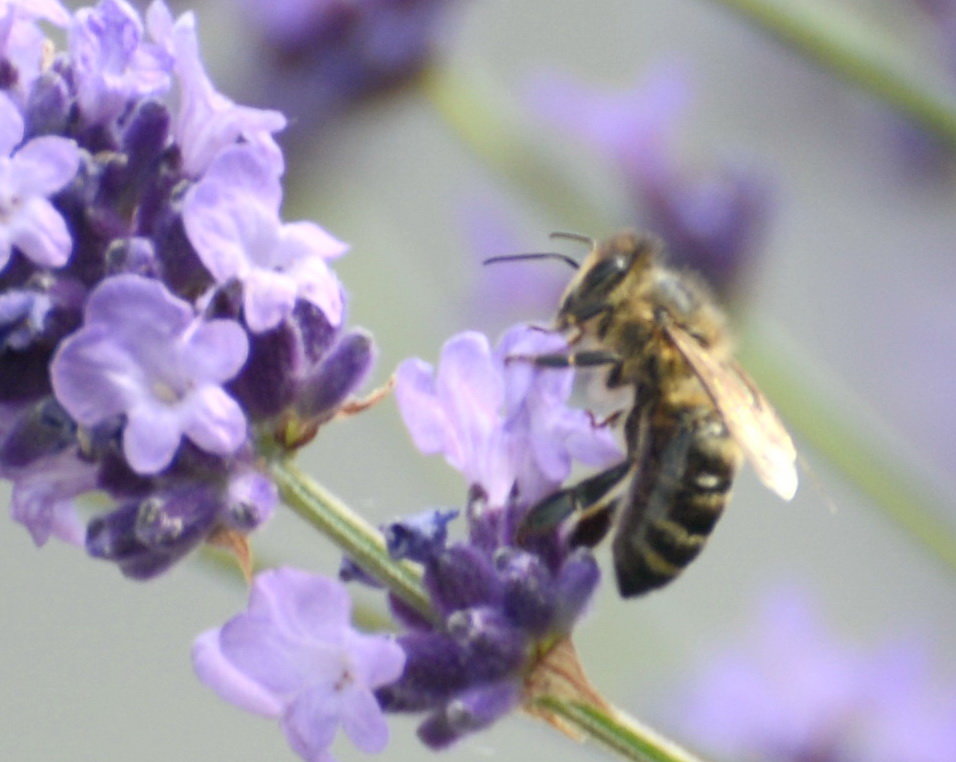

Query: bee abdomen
left=613, top=411, right=740, bottom=597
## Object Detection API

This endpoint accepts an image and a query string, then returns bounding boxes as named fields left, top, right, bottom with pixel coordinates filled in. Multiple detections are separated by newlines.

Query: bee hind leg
left=517, top=459, right=632, bottom=541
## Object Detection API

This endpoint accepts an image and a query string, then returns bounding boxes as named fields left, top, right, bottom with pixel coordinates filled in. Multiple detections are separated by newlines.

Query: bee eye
left=581, top=253, right=631, bottom=296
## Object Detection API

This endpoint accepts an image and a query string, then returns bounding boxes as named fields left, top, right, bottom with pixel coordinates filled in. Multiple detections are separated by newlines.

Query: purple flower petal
left=242, top=268, right=298, bottom=333
left=8, top=450, right=94, bottom=546
left=51, top=275, right=249, bottom=474
left=192, top=629, right=285, bottom=717
left=0, top=92, right=23, bottom=156
left=69, top=0, right=173, bottom=125
left=123, top=406, right=182, bottom=473
left=339, top=683, right=391, bottom=753
left=281, top=687, right=339, bottom=762
left=165, top=10, right=285, bottom=176
left=12, top=135, right=80, bottom=195
left=396, top=326, right=622, bottom=507
left=183, top=145, right=346, bottom=333
left=9, top=195, right=72, bottom=267
left=193, top=568, right=404, bottom=762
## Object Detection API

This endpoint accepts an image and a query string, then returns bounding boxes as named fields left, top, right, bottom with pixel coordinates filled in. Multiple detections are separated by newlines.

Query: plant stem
left=268, top=458, right=436, bottom=622
left=699, top=0, right=956, bottom=149
left=534, top=697, right=709, bottom=762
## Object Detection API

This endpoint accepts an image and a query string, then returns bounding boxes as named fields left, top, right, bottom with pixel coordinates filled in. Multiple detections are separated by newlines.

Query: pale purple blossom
left=0, top=1, right=70, bottom=93
left=395, top=324, right=622, bottom=508
left=8, top=448, right=94, bottom=545
left=0, top=92, right=79, bottom=270
left=69, top=0, right=173, bottom=126
left=147, top=3, right=286, bottom=176
left=673, top=588, right=956, bottom=762
left=50, top=274, right=249, bottom=474
left=193, top=568, right=406, bottom=762
left=183, top=144, right=347, bottom=333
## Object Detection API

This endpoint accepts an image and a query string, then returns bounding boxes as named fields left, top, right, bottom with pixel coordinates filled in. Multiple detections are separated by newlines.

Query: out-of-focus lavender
left=457, top=192, right=569, bottom=334
left=526, top=64, right=773, bottom=299
left=0, top=0, right=373, bottom=578
left=234, top=0, right=466, bottom=145
left=669, top=588, right=956, bottom=762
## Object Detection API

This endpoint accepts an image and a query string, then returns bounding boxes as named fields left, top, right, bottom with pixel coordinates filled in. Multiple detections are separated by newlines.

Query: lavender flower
left=234, top=0, right=464, bottom=141
left=150, top=3, right=286, bottom=176
left=50, top=274, right=249, bottom=474
left=373, top=324, right=622, bottom=747
left=69, top=0, right=172, bottom=128
left=672, top=588, right=956, bottom=762
left=183, top=144, right=347, bottom=333
left=0, top=91, right=79, bottom=270
left=0, top=0, right=372, bottom=577
left=193, top=567, right=406, bottom=762
left=396, top=325, right=621, bottom=509
left=527, top=64, right=773, bottom=296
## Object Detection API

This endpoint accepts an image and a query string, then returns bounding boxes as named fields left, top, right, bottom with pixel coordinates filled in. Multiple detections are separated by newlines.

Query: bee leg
left=569, top=498, right=618, bottom=548
left=518, top=459, right=632, bottom=539
left=508, top=349, right=621, bottom=369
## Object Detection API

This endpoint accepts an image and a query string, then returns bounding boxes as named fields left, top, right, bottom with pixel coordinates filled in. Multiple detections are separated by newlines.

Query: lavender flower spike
left=183, top=144, right=347, bottom=333
left=193, top=568, right=406, bottom=762
left=50, top=274, right=249, bottom=474
left=0, top=92, right=79, bottom=271
left=395, top=325, right=621, bottom=508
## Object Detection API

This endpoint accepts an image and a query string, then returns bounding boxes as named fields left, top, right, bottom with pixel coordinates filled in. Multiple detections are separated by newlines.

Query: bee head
left=557, top=231, right=659, bottom=329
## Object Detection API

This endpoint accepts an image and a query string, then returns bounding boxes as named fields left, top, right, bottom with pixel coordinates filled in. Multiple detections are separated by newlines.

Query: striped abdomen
left=612, top=403, right=741, bottom=597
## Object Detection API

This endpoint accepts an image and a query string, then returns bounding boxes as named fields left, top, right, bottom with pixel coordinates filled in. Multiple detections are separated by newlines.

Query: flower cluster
left=0, top=0, right=371, bottom=577
left=528, top=65, right=773, bottom=297
left=191, top=325, right=623, bottom=760
left=378, top=324, right=622, bottom=747
left=671, top=589, right=956, bottom=762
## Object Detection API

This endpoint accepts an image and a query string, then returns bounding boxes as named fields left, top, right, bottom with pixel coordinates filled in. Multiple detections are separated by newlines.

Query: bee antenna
left=549, top=231, right=595, bottom=247
left=482, top=252, right=579, bottom=270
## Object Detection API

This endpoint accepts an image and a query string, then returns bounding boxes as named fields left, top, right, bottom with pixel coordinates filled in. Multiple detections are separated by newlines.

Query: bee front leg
left=507, top=349, right=622, bottom=369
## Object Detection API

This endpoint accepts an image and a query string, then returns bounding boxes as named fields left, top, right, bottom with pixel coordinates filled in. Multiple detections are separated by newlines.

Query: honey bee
left=505, top=230, right=797, bottom=597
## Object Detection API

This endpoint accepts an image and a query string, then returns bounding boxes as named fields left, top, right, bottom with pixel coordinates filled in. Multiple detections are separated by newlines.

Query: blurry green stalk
left=268, top=459, right=707, bottom=762
left=420, top=53, right=956, bottom=574
left=703, top=0, right=956, bottom=149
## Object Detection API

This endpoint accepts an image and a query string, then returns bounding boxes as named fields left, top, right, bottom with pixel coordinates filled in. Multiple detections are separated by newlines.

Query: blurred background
left=3, top=0, right=956, bottom=760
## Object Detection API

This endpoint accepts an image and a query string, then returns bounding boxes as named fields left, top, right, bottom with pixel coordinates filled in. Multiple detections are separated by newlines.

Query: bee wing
left=664, top=325, right=798, bottom=501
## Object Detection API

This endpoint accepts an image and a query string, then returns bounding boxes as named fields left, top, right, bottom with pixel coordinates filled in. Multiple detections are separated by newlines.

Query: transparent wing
left=664, top=325, right=798, bottom=501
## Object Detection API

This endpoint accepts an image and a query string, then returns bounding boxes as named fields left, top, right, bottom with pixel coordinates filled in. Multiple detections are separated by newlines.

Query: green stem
left=419, top=61, right=956, bottom=574
left=534, top=698, right=709, bottom=762
left=268, top=458, right=436, bottom=623
left=699, top=0, right=956, bottom=149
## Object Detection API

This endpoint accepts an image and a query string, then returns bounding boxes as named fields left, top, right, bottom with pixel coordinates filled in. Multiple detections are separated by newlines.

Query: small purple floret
left=50, top=274, right=249, bottom=474
left=0, top=92, right=79, bottom=271
left=183, top=144, right=347, bottom=333
left=396, top=325, right=621, bottom=510
left=193, top=568, right=406, bottom=762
